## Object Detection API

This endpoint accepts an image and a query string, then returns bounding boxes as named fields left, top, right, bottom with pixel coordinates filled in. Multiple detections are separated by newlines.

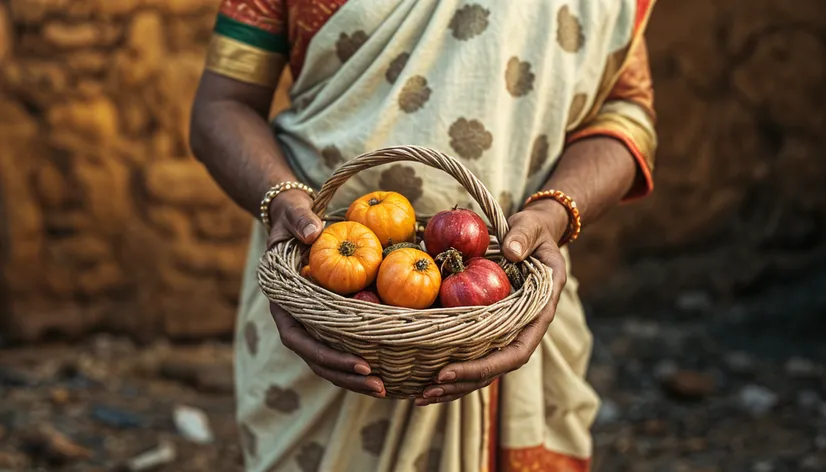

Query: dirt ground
left=1, top=272, right=825, bottom=472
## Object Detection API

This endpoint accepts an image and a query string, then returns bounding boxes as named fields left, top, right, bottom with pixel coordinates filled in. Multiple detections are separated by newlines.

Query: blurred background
left=0, top=0, right=824, bottom=470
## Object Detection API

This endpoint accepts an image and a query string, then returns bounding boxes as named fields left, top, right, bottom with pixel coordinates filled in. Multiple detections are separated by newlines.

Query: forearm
left=189, top=76, right=296, bottom=218
left=528, top=136, right=638, bottom=241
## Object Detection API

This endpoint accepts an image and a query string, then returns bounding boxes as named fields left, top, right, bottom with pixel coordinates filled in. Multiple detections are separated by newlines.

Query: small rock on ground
left=739, top=385, right=779, bottom=416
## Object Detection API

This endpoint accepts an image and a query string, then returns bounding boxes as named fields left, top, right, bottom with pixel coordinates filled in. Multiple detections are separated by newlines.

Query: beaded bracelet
left=259, top=181, right=317, bottom=231
left=523, top=189, right=582, bottom=247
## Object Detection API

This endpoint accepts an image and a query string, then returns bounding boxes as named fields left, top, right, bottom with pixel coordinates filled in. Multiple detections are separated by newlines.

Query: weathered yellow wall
left=0, top=0, right=824, bottom=340
left=0, top=0, right=248, bottom=340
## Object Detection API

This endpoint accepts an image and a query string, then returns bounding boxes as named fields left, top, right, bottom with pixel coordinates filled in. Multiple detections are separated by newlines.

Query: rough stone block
left=146, top=206, right=191, bottom=239
left=93, top=0, right=143, bottom=17
left=77, top=262, right=124, bottom=295
left=74, top=158, right=132, bottom=229
left=8, top=0, right=69, bottom=24
left=34, top=162, right=71, bottom=208
left=47, top=98, right=120, bottom=141
left=3, top=60, right=70, bottom=108
left=114, top=10, right=166, bottom=86
left=42, top=21, right=120, bottom=49
left=48, top=234, right=111, bottom=266
left=149, top=0, right=210, bottom=15
left=66, top=50, right=109, bottom=75
left=173, top=241, right=247, bottom=277
left=194, top=205, right=252, bottom=242
left=144, top=160, right=227, bottom=207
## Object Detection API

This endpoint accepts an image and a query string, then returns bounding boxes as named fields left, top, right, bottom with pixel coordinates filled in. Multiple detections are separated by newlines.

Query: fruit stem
left=368, top=198, right=380, bottom=206
left=502, top=261, right=524, bottom=290
left=383, top=242, right=421, bottom=258
left=436, top=248, right=465, bottom=274
left=338, top=240, right=357, bottom=257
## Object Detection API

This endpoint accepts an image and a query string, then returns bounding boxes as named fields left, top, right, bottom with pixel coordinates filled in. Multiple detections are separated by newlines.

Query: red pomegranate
left=352, top=290, right=382, bottom=304
left=438, top=250, right=511, bottom=308
left=424, top=207, right=489, bottom=260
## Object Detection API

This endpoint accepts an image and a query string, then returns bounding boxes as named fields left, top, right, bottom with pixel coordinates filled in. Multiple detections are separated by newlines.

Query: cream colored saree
left=215, top=0, right=658, bottom=470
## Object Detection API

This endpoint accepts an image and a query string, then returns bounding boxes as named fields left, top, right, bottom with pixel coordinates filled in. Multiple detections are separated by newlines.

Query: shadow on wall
left=0, top=0, right=824, bottom=342
left=570, top=0, right=826, bottom=314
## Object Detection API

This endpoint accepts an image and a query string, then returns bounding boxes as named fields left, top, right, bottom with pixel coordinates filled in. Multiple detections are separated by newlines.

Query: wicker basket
left=257, top=145, right=553, bottom=398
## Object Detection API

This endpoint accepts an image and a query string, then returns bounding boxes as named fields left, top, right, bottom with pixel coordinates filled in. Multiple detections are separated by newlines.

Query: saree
left=206, top=1, right=658, bottom=470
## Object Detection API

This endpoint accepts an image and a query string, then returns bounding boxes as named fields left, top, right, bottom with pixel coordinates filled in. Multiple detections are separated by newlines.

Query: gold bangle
left=260, top=181, right=317, bottom=231
left=523, top=189, right=582, bottom=246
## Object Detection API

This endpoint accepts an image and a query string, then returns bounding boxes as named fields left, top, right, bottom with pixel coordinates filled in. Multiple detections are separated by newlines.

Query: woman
left=190, top=1, right=657, bottom=470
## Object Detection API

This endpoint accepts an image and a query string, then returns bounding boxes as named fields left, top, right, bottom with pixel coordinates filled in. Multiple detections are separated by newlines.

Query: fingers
left=414, top=379, right=493, bottom=406
left=308, top=364, right=386, bottom=397
left=502, top=212, right=543, bottom=262
left=533, top=242, right=568, bottom=302
left=271, top=303, right=374, bottom=376
left=434, top=329, right=540, bottom=384
left=267, top=191, right=323, bottom=247
left=271, top=303, right=385, bottom=396
left=415, top=393, right=466, bottom=406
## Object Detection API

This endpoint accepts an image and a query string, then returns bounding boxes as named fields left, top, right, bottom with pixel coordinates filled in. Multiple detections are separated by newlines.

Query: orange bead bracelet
left=523, top=189, right=582, bottom=247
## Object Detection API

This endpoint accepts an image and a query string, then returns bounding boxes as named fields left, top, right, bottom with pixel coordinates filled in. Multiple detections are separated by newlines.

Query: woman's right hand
left=266, top=190, right=387, bottom=398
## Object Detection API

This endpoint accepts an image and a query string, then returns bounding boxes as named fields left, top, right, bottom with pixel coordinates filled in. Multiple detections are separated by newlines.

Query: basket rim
left=258, top=238, right=553, bottom=346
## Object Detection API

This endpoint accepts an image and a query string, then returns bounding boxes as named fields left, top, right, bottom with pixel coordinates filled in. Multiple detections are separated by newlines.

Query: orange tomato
left=346, top=191, right=416, bottom=248
left=309, top=222, right=383, bottom=295
left=377, top=248, right=441, bottom=309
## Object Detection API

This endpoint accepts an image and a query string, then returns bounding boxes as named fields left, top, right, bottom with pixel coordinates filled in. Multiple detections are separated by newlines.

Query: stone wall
left=1, top=0, right=824, bottom=341
left=0, top=0, right=250, bottom=341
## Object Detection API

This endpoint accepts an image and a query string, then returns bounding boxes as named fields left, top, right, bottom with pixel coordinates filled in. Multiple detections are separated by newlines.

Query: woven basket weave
left=257, top=145, right=553, bottom=398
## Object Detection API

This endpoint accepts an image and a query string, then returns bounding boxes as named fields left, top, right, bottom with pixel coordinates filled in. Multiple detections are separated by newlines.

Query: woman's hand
left=267, top=190, right=386, bottom=398
left=415, top=200, right=568, bottom=406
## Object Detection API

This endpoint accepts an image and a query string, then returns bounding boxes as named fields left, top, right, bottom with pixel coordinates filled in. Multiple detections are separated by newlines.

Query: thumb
left=284, top=198, right=323, bottom=244
left=501, top=214, right=542, bottom=262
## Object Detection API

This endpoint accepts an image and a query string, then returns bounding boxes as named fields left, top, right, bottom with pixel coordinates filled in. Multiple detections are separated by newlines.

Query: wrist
left=261, top=181, right=316, bottom=230
left=523, top=199, right=569, bottom=244
left=267, top=188, right=314, bottom=223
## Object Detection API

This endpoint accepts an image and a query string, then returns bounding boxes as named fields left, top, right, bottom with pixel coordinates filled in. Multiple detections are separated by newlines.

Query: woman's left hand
left=415, top=201, right=569, bottom=406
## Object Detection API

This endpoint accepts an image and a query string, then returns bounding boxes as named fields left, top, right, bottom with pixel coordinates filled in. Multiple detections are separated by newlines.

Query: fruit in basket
left=346, top=191, right=416, bottom=248
left=377, top=248, right=441, bottom=309
left=309, top=221, right=383, bottom=295
left=437, top=249, right=511, bottom=308
left=382, top=241, right=421, bottom=258
left=300, top=265, right=312, bottom=280
left=424, top=207, right=489, bottom=260
left=353, top=290, right=381, bottom=303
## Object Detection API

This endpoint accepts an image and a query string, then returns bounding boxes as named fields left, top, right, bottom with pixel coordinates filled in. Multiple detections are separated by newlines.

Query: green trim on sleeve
left=214, top=14, right=289, bottom=54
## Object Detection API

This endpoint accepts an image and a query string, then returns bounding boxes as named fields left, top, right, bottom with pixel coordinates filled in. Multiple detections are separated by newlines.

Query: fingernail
left=508, top=241, right=523, bottom=255
left=354, top=364, right=371, bottom=375
left=302, top=224, right=319, bottom=240
left=368, top=380, right=384, bottom=393
left=437, top=371, right=456, bottom=383
left=424, top=388, right=444, bottom=398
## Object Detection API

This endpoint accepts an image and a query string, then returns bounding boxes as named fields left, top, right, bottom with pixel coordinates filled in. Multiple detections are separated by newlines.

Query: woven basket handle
left=311, top=146, right=510, bottom=243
